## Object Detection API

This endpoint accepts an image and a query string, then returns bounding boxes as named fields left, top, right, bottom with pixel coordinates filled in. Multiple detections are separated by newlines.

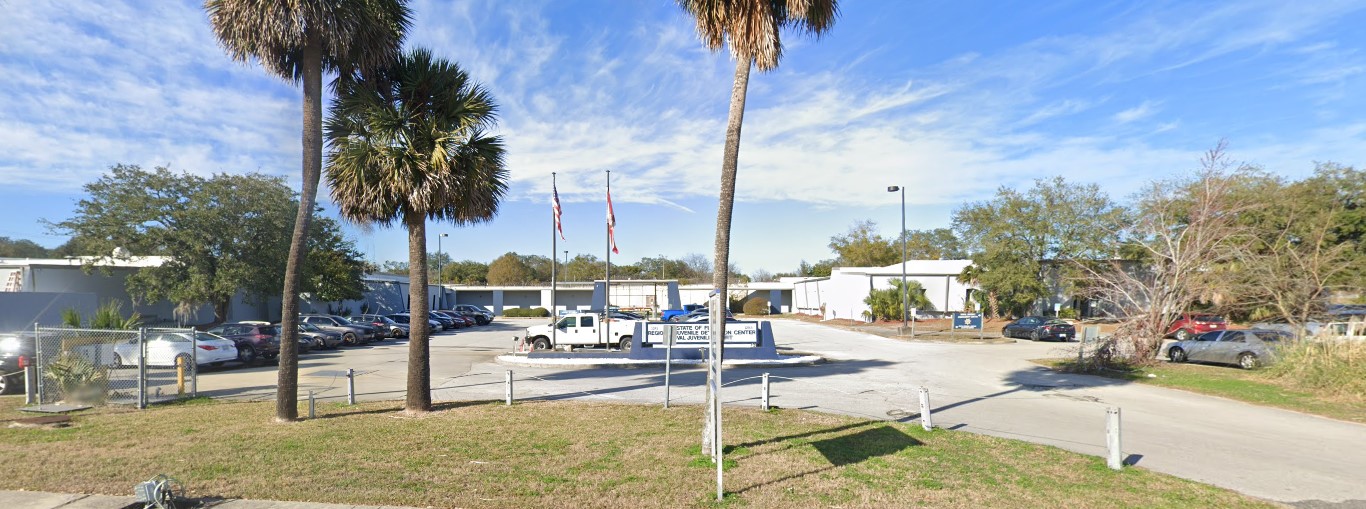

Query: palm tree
left=676, top=0, right=840, bottom=458
left=204, top=0, right=412, bottom=422
left=325, top=48, right=507, bottom=414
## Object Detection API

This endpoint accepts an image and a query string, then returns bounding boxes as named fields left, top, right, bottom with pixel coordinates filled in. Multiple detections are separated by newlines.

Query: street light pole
left=437, top=233, right=449, bottom=309
left=888, top=186, right=907, bottom=331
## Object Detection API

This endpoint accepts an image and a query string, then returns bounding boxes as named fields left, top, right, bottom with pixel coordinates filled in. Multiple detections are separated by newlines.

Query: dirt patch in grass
left=1035, top=359, right=1366, bottom=424
left=0, top=395, right=1274, bottom=508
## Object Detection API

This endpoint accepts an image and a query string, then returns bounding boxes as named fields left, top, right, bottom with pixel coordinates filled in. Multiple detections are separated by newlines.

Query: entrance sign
left=644, top=322, right=758, bottom=347
left=953, top=313, right=982, bottom=330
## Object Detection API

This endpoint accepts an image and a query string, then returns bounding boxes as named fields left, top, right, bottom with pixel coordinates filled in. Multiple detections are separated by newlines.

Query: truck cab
left=524, top=312, right=636, bottom=351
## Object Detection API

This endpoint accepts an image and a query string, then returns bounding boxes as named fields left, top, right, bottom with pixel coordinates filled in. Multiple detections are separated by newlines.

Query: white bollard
left=346, top=368, right=356, bottom=405
left=1107, top=407, right=1123, bottom=470
left=761, top=372, right=771, bottom=411
left=505, top=370, right=514, bottom=406
left=308, top=390, right=316, bottom=419
left=918, top=387, right=934, bottom=431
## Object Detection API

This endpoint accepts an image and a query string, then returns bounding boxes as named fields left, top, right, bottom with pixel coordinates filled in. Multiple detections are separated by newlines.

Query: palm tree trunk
left=274, top=31, right=323, bottom=423
left=704, top=57, right=752, bottom=457
left=405, top=215, right=433, bottom=413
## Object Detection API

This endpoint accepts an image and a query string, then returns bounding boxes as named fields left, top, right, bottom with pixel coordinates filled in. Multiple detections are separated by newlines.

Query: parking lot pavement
left=191, top=317, right=1366, bottom=506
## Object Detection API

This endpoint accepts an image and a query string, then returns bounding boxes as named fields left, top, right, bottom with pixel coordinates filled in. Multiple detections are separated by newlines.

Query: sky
left=2, top=1, right=1364, bottom=276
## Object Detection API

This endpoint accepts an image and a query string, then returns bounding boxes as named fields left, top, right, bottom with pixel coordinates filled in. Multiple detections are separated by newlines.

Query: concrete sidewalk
left=0, top=490, right=423, bottom=509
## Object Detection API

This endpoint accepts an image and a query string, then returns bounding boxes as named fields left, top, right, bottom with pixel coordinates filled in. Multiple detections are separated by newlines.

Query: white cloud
left=1113, top=101, right=1160, bottom=124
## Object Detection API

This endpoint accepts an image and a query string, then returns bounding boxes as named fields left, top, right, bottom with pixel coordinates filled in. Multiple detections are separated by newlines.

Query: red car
left=1166, top=313, right=1227, bottom=341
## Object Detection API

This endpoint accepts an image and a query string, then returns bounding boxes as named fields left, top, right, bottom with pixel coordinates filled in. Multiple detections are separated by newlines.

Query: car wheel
left=1030, top=330, right=1040, bottom=341
left=619, top=336, right=632, bottom=351
left=0, top=374, right=15, bottom=395
left=342, top=332, right=357, bottom=346
left=1238, top=352, right=1259, bottom=370
left=1174, top=329, right=1191, bottom=341
left=532, top=337, right=552, bottom=351
left=238, top=345, right=258, bottom=365
left=1169, top=347, right=1187, bottom=363
left=113, top=354, right=126, bottom=369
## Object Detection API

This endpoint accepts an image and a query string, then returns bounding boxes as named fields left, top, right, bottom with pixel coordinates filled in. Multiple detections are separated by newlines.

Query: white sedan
left=113, top=332, right=239, bottom=368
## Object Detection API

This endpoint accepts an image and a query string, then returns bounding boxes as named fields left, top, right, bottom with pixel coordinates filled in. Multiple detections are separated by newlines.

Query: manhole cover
left=886, top=409, right=913, bottom=418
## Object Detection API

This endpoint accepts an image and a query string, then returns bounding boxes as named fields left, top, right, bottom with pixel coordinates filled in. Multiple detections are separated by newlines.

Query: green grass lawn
left=1035, top=359, right=1366, bottom=424
left=0, top=395, right=1273, bottom=508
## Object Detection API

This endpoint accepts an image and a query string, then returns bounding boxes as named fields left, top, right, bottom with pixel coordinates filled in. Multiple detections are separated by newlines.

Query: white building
left=790, top=260, right=976, bottom=321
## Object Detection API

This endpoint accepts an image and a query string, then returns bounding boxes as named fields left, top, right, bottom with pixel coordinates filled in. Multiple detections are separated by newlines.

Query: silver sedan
left=1166, top=329, right=1289, bottom=369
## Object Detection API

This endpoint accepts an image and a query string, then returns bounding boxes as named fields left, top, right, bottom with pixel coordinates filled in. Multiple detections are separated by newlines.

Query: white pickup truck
left=524, top=312, right=638, bottom=351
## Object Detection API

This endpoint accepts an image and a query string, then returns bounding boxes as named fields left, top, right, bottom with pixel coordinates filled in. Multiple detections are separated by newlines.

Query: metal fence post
left=1107, top=407, right=1123, bottom=470
left=918, top=387, right=934, bottom=431
left=663, top=324, right=674, bottom=409
left=346, top=368, right=355, bottom=405
left=191, top=328, right=198, bottom=399
left=137, top=328, right=147, bottom=410
left=761, top=372, right=770, bottom=411
left=34, top=323, right=43, bottom=405
left=505, top=369, right=513, bottom=406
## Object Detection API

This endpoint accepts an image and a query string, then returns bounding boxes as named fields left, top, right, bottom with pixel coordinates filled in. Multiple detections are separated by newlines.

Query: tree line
left=383, top=252, right=746, bottom=286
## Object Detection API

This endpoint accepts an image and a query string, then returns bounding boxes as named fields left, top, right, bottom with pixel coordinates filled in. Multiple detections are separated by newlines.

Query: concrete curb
left=494, top=353, right=825, bottom=369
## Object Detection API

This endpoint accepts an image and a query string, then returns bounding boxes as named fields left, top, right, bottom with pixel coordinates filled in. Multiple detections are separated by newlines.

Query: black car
left=1001, top=316, right=1075, bottom=341
left=206, top=322, right=282, bottom=363
left=0, top=331, right=35, bottom=394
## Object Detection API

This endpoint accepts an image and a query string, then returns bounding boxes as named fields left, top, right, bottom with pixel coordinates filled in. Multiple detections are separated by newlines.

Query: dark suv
left=0, top=331, right=36, bottom=394
left=206, top=322, right=281, bottom=364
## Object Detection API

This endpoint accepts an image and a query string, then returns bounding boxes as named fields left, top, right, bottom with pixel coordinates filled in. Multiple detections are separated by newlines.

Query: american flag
left=552, top=184, right=565, bottom=240
left=607, top=188, right=619, bottom=254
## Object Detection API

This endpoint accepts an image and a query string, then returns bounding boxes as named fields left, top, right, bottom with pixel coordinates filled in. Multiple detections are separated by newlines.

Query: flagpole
left=551, top=172, right=558, bottom=350
left=605, top=170, right=611, bottom=347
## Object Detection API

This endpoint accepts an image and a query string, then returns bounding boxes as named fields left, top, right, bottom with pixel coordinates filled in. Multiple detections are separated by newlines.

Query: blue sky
left=2, top=1, right=1364, bottom=276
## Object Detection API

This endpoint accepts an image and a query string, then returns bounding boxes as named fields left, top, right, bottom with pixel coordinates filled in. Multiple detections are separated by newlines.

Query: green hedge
left=742, top=298, right=771, bottom=315
left=502, top=307, right=550, bottom=318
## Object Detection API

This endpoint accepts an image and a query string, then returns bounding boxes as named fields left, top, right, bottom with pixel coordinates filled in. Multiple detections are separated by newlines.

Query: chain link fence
left=32, top=326, right=199, bottom=408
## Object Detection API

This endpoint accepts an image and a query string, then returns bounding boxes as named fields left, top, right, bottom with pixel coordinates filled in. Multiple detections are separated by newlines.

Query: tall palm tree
left=325, top=48, right=507, bottom=414
left=676, top=0, right=840, bottom=457
left=204, top=0, right=411, bottom=422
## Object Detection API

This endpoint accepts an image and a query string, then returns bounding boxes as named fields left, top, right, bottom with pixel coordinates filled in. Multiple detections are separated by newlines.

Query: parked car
left=1001, top=316, right=1076, bottom=341
left=0, top=331, right=36, bottom=394
left=206, top=322, right=282, bottom=364
left=674, top=307, right=725, bottom=322
left=449, top=304, right=494, bottom=325
left=1249, top=317, right=1324, bottom=338
left=662, top=304, right=706, bottom=322
left=352, top=314, right=408, bottom=338
left=299, top=315, right=379, bottom=345
left=292, top=322, right=345, bottom=350
left=1167, top=329, right=1290, bottom=369
left=113, top=331, right=239, bottom=368
left=428, top=311, right=461, bottom=330
left=1166, top=313, right=1227, bottom=341
left=386, top=313, right=443, bottom=331
left=438, top=308, right=489, bottom=326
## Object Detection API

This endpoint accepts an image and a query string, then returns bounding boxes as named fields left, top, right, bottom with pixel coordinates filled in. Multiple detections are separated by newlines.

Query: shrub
left=503, top=307, right=550, bottom=318
left=44, top=352, right=109, bottom=404
left=1262, top=340, right=1366, bottom=400
left=742, top=298, right=770, bottom=315
left=91, top=300, right=141, bottom=330
left=1058, top=307, right=1079, bottom=319
left=863, top=280, right=932, bottom=321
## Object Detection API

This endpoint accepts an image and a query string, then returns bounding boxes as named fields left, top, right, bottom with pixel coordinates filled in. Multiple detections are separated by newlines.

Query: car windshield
left=195, top=332, right=225, bottom=342
left=1193, top=315, right=1224, bottom=322
left=300, top=322, right=320, bottom=332
left=1044, top=319, right=1069, bottom=325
